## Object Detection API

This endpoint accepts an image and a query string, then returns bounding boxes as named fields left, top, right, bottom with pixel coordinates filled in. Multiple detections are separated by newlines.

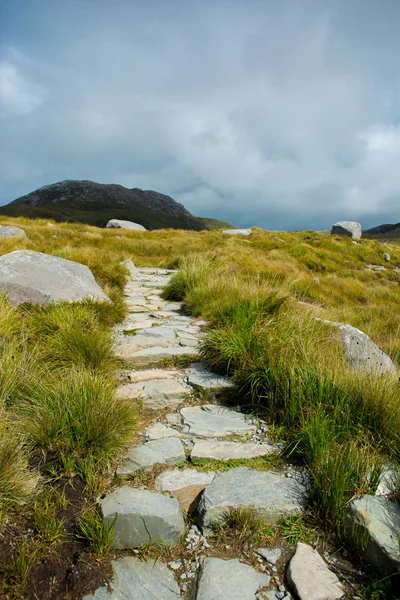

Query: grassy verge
left=163, top=252, right=400, bottom=584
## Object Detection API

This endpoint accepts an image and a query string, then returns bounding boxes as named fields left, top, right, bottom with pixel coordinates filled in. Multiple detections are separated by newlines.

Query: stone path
left=86, top=266, right=399, bottom=600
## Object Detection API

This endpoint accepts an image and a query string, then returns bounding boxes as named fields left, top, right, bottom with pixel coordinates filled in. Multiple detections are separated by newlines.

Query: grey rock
left=137, top=325, right=177, bottom=339
left=100, top=486, right=185, bottom=548
left=191, top=440, right=276, bottom=461
left=180, top=404, right=256, bottom=437
left=255, top=547, right=282, bottom=565
left=106, top=219, right=146, bottom=231
left=121, top=259, right=138, bottom=278
left=155, top=469, right=215, bottom=514
left=376, top=467, right=398, bottom=498
left=145, top=423, right=179, bottom=440
left=83, top=556, right=181, bottom=599
left=185, top=362, right=234, bottom=390
left=196, top=557, right=270, bottom=600
left=383, top=253, right=391, bottom=261
left=222, top=229, right=252, bottom=236
left=346, top=495, right=400, bottom=575
left=287, top=543, right=344, bottom=600
left=323, top=321, right=396, bottom=376
left=331, top=221, right=362, bottom=239
left=0, top=225, right=27, bottom=238
left=197, top=467, right=308, bottom=531
left=116, top=378, right=188, bottom=409
left=0, top=250, right=110, bottom=305
left=117, top=437, right=185, bottom=475
left=118, top=345, right=196, bottom=365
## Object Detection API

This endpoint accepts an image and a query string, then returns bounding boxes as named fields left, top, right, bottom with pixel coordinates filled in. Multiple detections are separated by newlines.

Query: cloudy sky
left=0, top=0, right=399, bottom=230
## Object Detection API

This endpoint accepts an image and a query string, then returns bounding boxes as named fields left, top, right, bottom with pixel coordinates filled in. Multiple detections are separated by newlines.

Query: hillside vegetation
left=0, top=216, right=399, bottom=598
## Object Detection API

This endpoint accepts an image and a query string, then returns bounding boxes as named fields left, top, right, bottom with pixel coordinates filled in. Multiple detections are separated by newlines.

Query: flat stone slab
left=0, top=250, right=110, bottom=305
left=196, top=557, right=270, bottom=600
left=185, top=362, right=234, bottom=390
left=119, top=335, right=179, bottom=350
left=119, top=345, right=196, bottom=365
left=191, top=440, right=276, bottom=461
left=116, top=378, right=188, bottom=409
left=83, top=557, right=181, bottom=599
left=117, top=437, right=185, bottom=475
left=155, top=469, right=215, bottom=513
left=101, top=486, right=185, bottom=548
left=180, top=404, right=256, bottom=437
left=137, top=325, right=178, bottom=338
left=145, top=423, right=179, bottom=440
left=197, top=467, right=308, bottom=531
left=287, top=542, right=344, bottom=600
left=346, top=494, right=400, bottom=575
left=127, top=369, right=179, bottom=382
left=222, top=229, right=252, bottom=236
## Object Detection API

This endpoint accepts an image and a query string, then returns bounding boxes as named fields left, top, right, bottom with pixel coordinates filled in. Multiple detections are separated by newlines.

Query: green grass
left=210, top=507, right=276, bottom=551
left=78, top=506, right=115, bottom=557
left=191, top=454, right=283, bottom=471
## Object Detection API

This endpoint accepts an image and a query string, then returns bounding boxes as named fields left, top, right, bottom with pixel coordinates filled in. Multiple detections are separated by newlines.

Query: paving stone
left=197, top=467, right=308, bottom=531
left=185, top=362, right=234, bottom=390
left=120, top=345, right=196, bottom=365
left=137, top=325, right=178, bottom=338
left=346, top=494, right=400, bottom=575
left=179, top=338, right=199, bottom=347
left=196, top=557, right=270, bottom=600
left=127, top=368, right=179, bottom=382
left=101, top=486, right=185, bottom=548
left=180, top=404, right=256, bottom=437
left=164, top=302, right=182, bottom=311
left=123, top=319, right=157, bottom=331
left=254, top=547, right=282, bottom=565
left=82, top=556, right=181, bottom=600
left=191, top=440, right=276, bottom=461
left=287, top=543, right=344, bottom=600
left=166, top=413, right=183, bottom=426
left=155, top=469, right=215, bottom=513
left=116, top=378, right=188, bottom=409
left=117, top=437, right=185, bottom=475
left=145, top=423, right=179, bottom=439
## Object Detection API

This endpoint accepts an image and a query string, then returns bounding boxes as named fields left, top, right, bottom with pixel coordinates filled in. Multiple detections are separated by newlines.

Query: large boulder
left=287, top=543, right=344, bottom=600
left=346, top=495, right=400, bottom=575
left=0, top=225, right=27, bottom=238
left=106, top=219, right=146, bottom=231
left=100, top=486, right=185, bottom=548
left=222, top=229, right=252, bottom=236
left=331, top=221, right=362, bottom=239
left=0, top=250, right=110, bottom=305
left=321, top=320, right=396, bottom=376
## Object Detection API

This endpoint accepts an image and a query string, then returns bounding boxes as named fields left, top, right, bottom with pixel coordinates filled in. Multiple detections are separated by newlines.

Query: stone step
left=197, top=467, right=308, bottom=531
left=155, top=469, right=215, bottom=514
left=287, top=543, right=344, bottom=600
left=119, top=345, right=197, bottom=366
left=196, top=557, right=270, bottom=600
left=117, top=436, right=185, bottom=475
left=180, top=404, right=256, bottom=437
left=190, top=440, right=277, bottom=461
left=116, top=377, right=188, bottom=409
left=101, top=486, right=185, bottom=548
left=83, top=557, right=181, bottom=599
left=185, top=362, right=234, bottom=391
left=145, top=423, right=179, bottom=440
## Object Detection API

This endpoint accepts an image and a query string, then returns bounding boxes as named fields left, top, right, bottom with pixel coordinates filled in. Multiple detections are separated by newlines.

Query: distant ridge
left=364, top=222, right=400, bottom=237
left=0, top=180, right=232, bottom=231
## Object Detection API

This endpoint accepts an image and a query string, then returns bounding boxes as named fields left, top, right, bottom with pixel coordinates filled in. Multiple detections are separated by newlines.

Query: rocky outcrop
left=287, top=543, right=344, bottom=600
left=223, top=228, right=252, bottom=235
left=0, top=225, right=27, bottom=238
left=106, top=219, right=146, bottom=231
left=365, top=222, right=400, bottom=236
left=331, top=221, right=362, bottom=239
left=0, top=250, right=110, bottom=305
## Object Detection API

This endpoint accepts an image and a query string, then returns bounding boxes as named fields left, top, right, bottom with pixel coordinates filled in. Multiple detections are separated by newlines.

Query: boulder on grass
left=0, top=225, right=27, bottom=238
left=330, top=221, right=362, bottom=239
left=0, top=250, right=110, bottom=305
left=106, top=219, right=146, bottom=231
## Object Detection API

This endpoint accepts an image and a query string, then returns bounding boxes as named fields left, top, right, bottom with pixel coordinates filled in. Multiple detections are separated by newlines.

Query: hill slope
left=0, top=180, right=232, bottom=231
left=364, top=222, right=400, bottom=238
